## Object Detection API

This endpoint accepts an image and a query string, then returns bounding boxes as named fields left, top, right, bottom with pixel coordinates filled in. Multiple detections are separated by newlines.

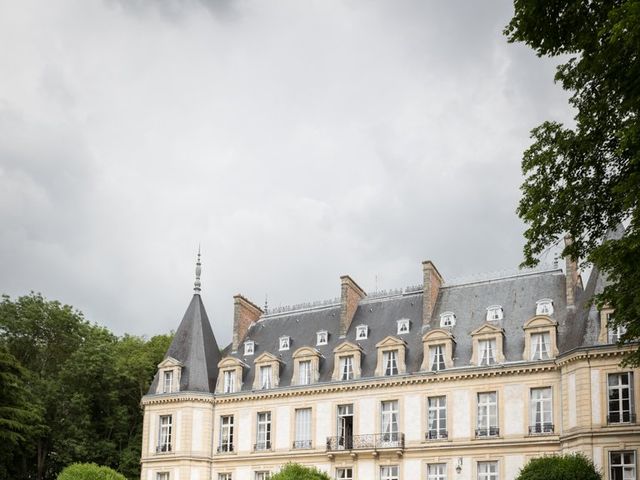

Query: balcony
left=475, top=427, right=500, bottom=438
left=607, top=413, right=636, bottom=425
left=155, top=444, right=172, bottom=453
left=253, top=441, right=272, bottom=452
left=426, top=429, right=448, bottom=440
left=528, top=423, right=554, bottom=435
left=292, top=440, right=313, bottom=449
left=326, top=433, right=405, bottom=452
left=217, top=445, right=234, bottom=453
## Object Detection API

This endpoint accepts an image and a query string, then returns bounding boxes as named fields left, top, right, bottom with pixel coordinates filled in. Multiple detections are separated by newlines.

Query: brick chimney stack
left=422, top=260, right=443, bottom=326
left=232, top=294, right=263, bottom=352
left=564, top=235, right=583, bottom=310
left=339, top=275, right=366, bottom=337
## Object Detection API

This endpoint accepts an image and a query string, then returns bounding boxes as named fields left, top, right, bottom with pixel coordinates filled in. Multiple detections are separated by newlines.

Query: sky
left=0, top=0, right=573, bottom=346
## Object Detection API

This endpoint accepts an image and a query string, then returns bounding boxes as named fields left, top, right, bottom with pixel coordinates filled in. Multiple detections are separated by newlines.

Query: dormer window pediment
left=156, top=357, right=183, bottom=394
left=421, top=329, right=456, bottom=371
left=331, top=341, right=363, bottom=381
left=523, top=315, right=558, bottom=361
left=291, top=346, right=322, bottom=386
left=216, top=356, right=247, bottom=394
left=375, top=336, right=407, bottom=376
left=252, top=352, right=283, bottom=390
left=471, top=323, right=505, bottom=366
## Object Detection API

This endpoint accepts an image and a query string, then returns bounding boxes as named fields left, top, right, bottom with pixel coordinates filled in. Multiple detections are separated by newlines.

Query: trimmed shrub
left=57, top=463, right=127, bottom=480
left=516, top=454, right=601, bottom=480
left=271, top=463, right=331, bottom=480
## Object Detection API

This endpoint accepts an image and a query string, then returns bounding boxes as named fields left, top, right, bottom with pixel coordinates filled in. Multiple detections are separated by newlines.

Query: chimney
left=339, top=275, right=366, bottom=337
left=422, top=260, right=443, bottom=326
left=232, top=294, right=263, bottom=352
left=564, top=235, right=583, bottom=310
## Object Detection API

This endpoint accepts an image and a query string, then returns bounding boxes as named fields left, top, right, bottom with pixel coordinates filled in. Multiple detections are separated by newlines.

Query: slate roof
left=148, top=294, right=221, bottom=394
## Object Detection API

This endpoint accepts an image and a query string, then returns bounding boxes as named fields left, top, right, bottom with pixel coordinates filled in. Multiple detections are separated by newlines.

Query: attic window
left=397, top=319, right=410, bottom=335
left=536, top=299, right=554, bottom=316
left=316, top=330, right=328, bottom=346
left=440, top=312, right=456, bottom=328
left=244, top=340, right=255, bottom=356
left=356, top=325, right=368, bottom=340
left=486, top=306, right=503, bottom=321
left=279, top=336, right=290, bottom=351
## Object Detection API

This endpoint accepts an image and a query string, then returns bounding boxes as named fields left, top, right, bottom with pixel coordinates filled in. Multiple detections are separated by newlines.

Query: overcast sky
left=0, top=0, right=572, bottom=346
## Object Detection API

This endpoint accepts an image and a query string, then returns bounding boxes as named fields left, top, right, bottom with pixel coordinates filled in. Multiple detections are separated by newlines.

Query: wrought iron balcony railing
left=475, top=427, right=500, bottom=438
left=607, top=413, right=636, bottom=424
left=155, top=444, right=172, bottom=453
left=426, top=429, right=448, bottom=440
left=326, top=433, right=405, bottom=451
left=217, top=444, right=234, bottom=453
left=253, top=441, right=272, bottom=451
left=528, top=423, right=554, bottom=434
left=292, top=440, right=313, bottom=449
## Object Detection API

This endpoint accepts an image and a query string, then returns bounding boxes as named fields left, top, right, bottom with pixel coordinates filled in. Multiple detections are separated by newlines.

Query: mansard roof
left=149, top=294, right=221, bottom=394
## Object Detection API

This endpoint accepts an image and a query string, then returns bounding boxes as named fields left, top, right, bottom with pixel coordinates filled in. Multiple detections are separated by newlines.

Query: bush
left=57, top=463, right=127, bottom=480
left=271, top=463, right=331, bottom=480
left=516, top=454, right=601, bottom=480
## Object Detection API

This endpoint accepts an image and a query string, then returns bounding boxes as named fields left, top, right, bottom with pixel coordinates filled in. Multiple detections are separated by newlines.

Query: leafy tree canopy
left=505, top=0, right=640, bottom=363
left=271, top=463, right=332, bottom=480
left=516, top=454, right=601, bottom=480
left=57, top=463, right=127, bottom=480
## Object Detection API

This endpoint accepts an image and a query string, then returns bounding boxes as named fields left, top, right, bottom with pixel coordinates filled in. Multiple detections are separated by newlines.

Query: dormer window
left=536, top=299, right=554, bottom=316
left=383, top=350, right=399, bottom=375
left=244, top=340, right=255, bottom=356
left=486, top=306, right=503, bottom=321
left=216, top=357, right=247, bottom=394
left=440, top=312, right=456, bottom=328
left=479, top=339, right=496, bottom=366
left=421, top=330, right=456, bottom=372
left=375, top=336, right=407, bottom=376
left=260, top=365, right=272, bottom=389
left=291, top=347, right=322, bottom=386
left=155, top=357, right=183, bottom=395
left=316, top=330, right=328, bottom=346
left=331, top=342, right=363, bottom=381
left=530, top=333, right=550, bottom=360
left=356, top=325, right=368, bottom=340
left=163, top=370, right=173, bottom=393
left=523, top=316, right=558, bottom=361
left=397, top=319, right=410, bottom=335
left=471, top=324, right=505, bottom=366
left=279, top=336, right=290, bottom=351
left=252, top=352, right=283, bottom=390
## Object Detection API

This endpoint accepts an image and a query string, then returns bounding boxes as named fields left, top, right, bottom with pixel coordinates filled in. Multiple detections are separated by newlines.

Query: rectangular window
left=335, top=468, right=353, bottom=480
left=380, top=400, right=399, bottom=443
left=477, top=462, right=498, bottom=480
left=476, top=392, right=498, bottom=437
left=427, top=396, right=447, bottom=439
left=219, top=415, right=234, bottom=452
left=294, top=408, right=312, bottom=449
left=340, top=356, right=354, bottom=380
left=163, top=371, right=173, bottom=393
left=337, top=404, right=354, bottom=449
left=530, top=332, right=550, bottom=360
left=157, top=473, right=169, bottom=480
left=157, top=415, right=172, bottom=452
left=610, top=451, right=636, bottom=480
left=299, top=360, right=311, bottom=385
left=427, top=464, right=447, bottom=480
left=255, top=412, right=271, bottom=450
left=380, top=465, right=399, bottom=480
left=317, top=330, right=328, bottom=345
left=218, top=474, right=232, bottom=480
left=608, top=372, right=634, bottom=423
left=255, top=472, right=270, bottom=480
left=529, top=387, right=553, bottom=434
left=429, top=345, right=446, bottom=372
left=608, top=315, right=627, bottom=343
left=260, top=365, right=272, bottom=389
left=383, top=350, right=399, bottom=376
left=223, top=370, right=234, bottom=393
left=479, top=339, right=496, bottom=366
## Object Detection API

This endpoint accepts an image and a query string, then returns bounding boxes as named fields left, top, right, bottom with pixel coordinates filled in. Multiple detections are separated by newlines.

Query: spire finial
left=194, top=245, right=202, bottom=294
left=264, top=294, right=269, bottom=314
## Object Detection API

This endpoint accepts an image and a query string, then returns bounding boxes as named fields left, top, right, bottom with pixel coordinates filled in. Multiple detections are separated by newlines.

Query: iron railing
left=528, top=423, right=554, bottom=434
left=253, top=441, right=272, bottom=451
left=292, top=440, right=313, bottom=449
left=426, top=429, right=448, bottom=440
left=475, top=427, right=500, bottom=438
left=607, top=413, right=636, bottom=424
left=326, top=433, right=405, bottom=451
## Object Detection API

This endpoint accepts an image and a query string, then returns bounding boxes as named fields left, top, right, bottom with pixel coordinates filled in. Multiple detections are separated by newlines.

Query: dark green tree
left=57, top=463, right=126, bottom=480
left=271, top=463, right=332, bottom=480
left=505, top=1, right=640, bottom=363
left=516, top=454, right=601, bottom=480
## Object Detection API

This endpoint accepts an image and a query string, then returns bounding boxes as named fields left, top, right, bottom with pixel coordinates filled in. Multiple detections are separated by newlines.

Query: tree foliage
left=0, top=293, right=172, bottom=480
left=516, top=454, right=601, bottom=480
left=505, top=1, right=640, bottom=362
left=57, top=463, right=127, bottom=480
left=271, top=463, right=332, bottom=480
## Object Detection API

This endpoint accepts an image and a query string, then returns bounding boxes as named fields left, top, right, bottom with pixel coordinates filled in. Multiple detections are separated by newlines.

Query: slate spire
left=149, top=251, right=221, bottom=394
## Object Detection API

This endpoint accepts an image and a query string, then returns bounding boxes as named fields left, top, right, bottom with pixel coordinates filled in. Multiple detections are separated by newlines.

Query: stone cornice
left=141, top=391, right=214, bottom=406
left=556, top=344, right=635, bottom=366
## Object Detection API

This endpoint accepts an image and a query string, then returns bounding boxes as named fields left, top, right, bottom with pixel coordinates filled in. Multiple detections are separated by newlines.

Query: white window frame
left=162, top=370, right=173, bottom=393
left=477, top=461, right=498, bottom=480
left=530, top=332, right=551, bottom=360
left=529, top=387, right=553, bottom=434
left=380, top=400, right=399, bottom=443
left=255, top=412, right=271, bottom=451
left=254, top=472, right=270, bottom=480
left=157, top=415, right=172, bottom=452
left=429, top=344, right=446, bottom=372
left=298, top=360, right=311, bottom=385
left=218, top=474, right=232, bottom=480
left=427, top=463, right=447, bottom=480
left=223, top=370, right=235, bottom=394
left=477, top=392, right=498, bottom=437
left=383, top=350, right=399, bottom=376
left=294, top=408, right=312, bottom=449
left=335, top=467, right=353, bottom=480
left=259, top=365, right=272, bottom=390
left=380, top=465, right=399, bottom=480
left=610, top=451, right=636, bottom=480
left=478, top=339, right=496, bottom=366
left=279, top=336, right=290, bottom=351
left=356, top=325, right=368, bottom=340
left=317, top=330, right=328, bottom=346
left=608, top=372, right=634, bottom=423
left=340, top=355, right=354, bottom=381
left=427, top=396, right=447, bottom=440
left=244, top=340, right=255, bottom=356
left=536, top=299, right=554, bottom=316
left=219, top=415, right=234, bottom=453
left=397, top=319, right=410, bottom=335
left=157, top=473, right=170, bottom=480
left=486, top=306, right=503, bottom=321
left=440, top=312, right=456, bottom=328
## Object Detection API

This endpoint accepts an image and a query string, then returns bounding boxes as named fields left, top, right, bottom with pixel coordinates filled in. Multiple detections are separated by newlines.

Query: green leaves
left=516, top=454, right=601, bottom=480
left=271, top=463, right=332, bottom=480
